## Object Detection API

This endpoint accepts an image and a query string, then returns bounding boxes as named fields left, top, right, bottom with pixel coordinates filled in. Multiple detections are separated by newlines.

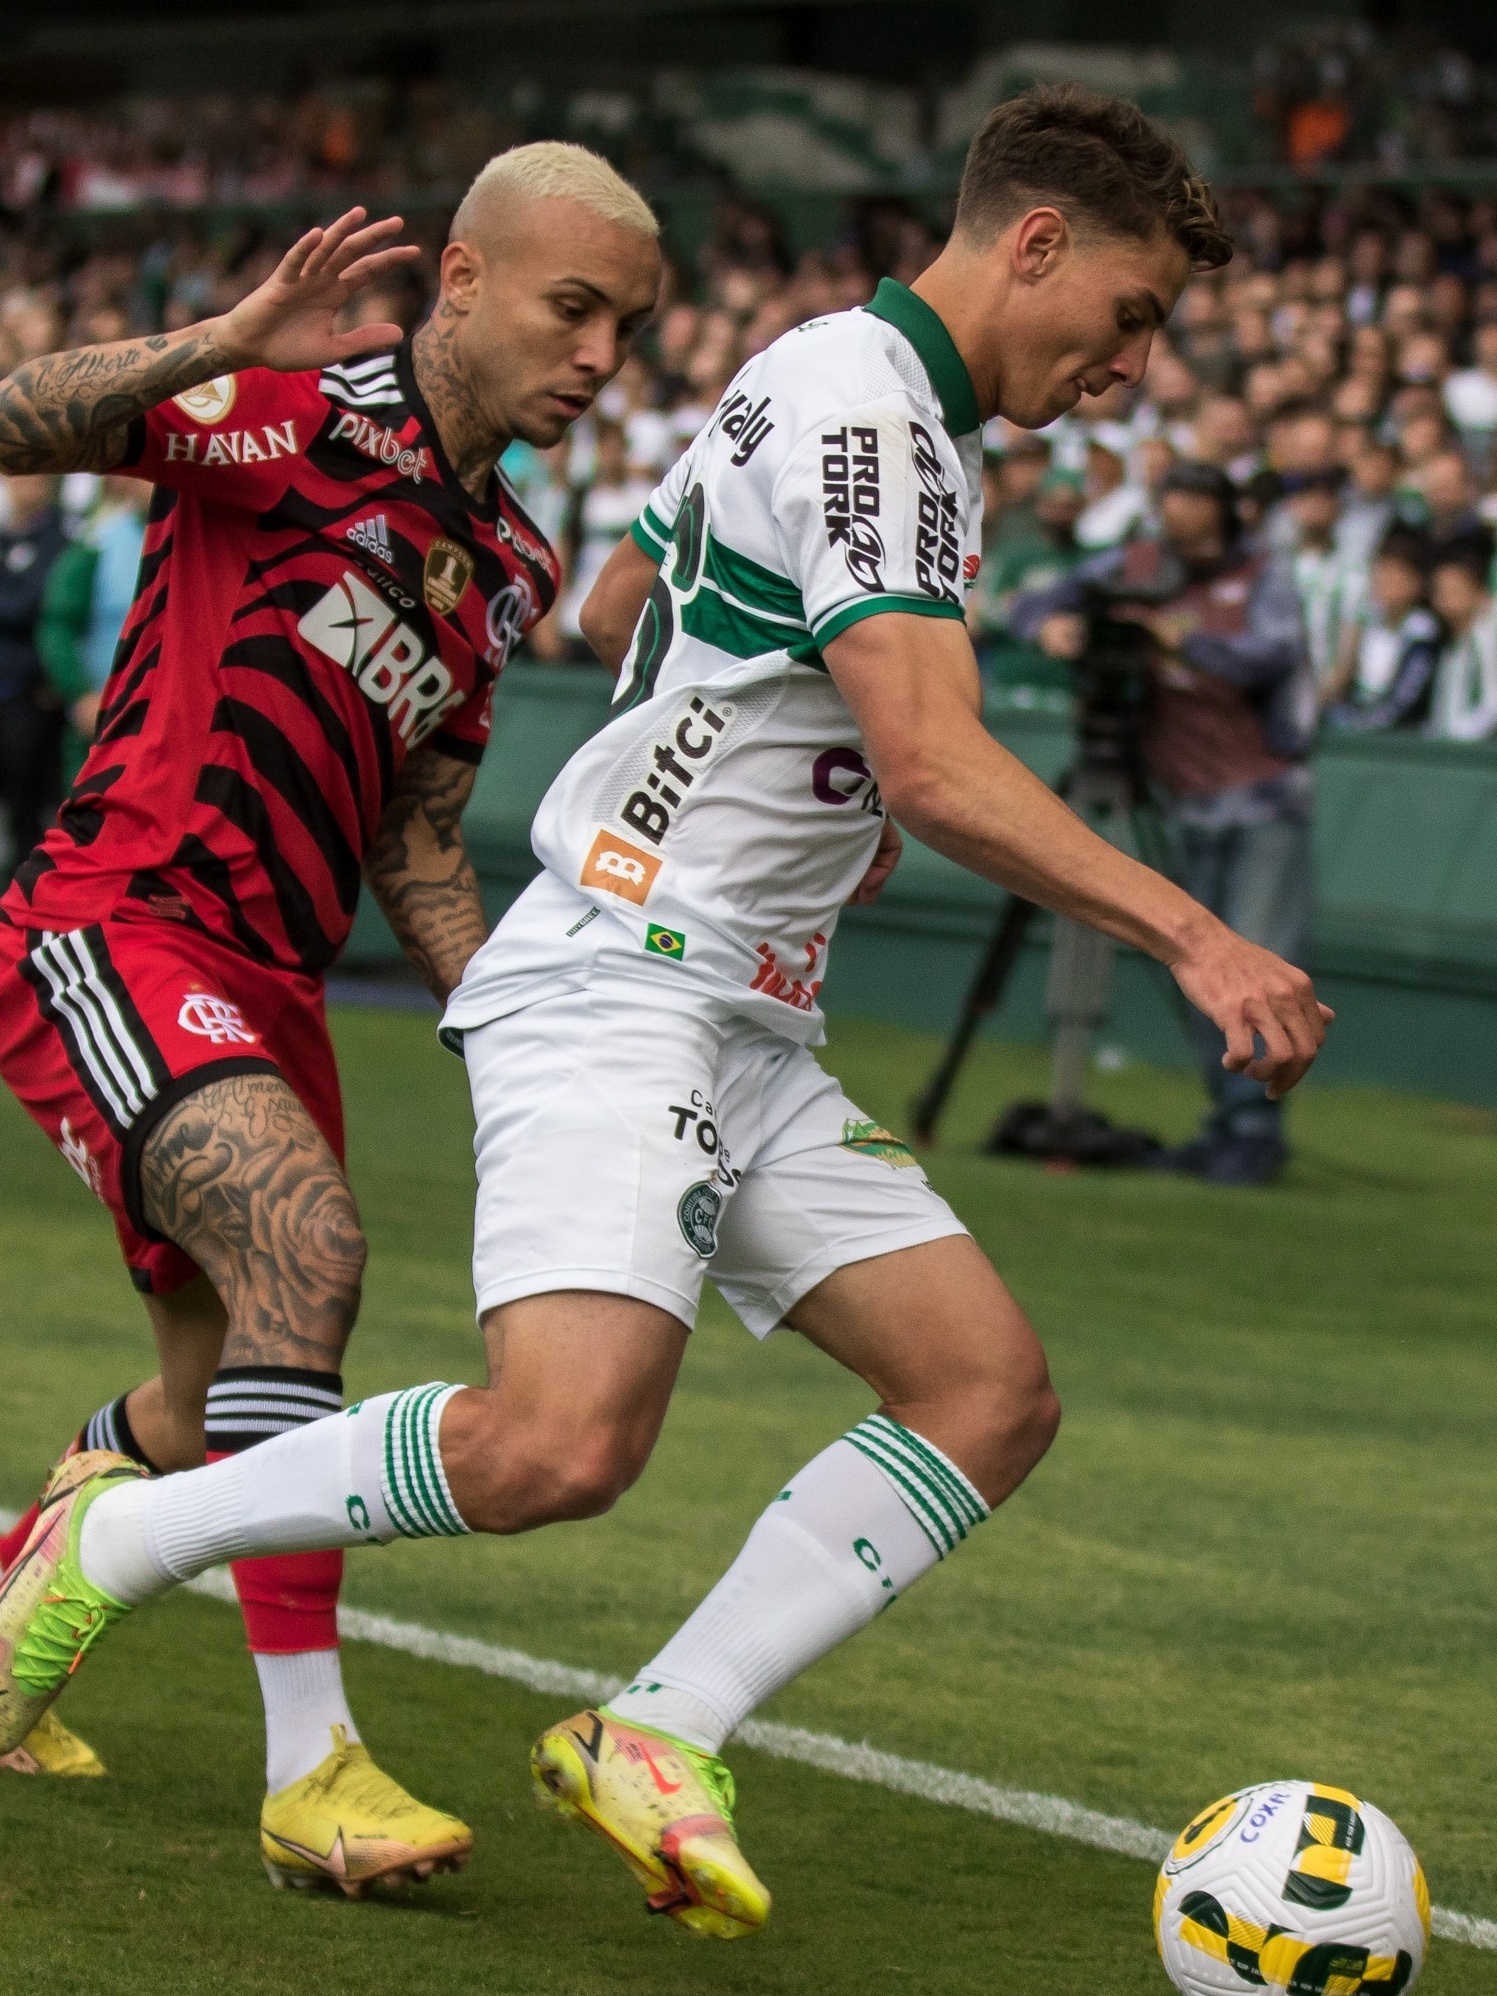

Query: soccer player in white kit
left=3, top=89, right=1332, bottom=1938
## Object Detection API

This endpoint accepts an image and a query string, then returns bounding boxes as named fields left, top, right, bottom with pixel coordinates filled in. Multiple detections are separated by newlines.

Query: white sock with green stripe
left=604, top=1413, right=988, bottom=1754
left=78, top=1385, right=471, bottom=1604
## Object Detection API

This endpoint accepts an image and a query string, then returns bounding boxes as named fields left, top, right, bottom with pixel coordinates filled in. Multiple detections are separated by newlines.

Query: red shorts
left=0, top=913, right=344, bottom=1296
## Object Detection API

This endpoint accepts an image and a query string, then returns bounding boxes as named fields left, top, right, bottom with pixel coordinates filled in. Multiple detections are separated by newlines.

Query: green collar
left=864, top=277, right=981, bottom=439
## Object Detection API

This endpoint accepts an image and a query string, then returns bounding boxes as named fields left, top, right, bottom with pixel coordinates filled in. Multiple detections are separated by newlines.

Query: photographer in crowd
left=1013, top=463, right=1314, bottom=1187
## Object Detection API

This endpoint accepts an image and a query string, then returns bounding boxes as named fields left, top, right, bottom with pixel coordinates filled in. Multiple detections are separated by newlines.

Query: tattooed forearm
left=0, top=323, right=234, bottom=473
left=140, top=1072, right=366, bottom=1370
left=364, top=745, right=488, bottom=1001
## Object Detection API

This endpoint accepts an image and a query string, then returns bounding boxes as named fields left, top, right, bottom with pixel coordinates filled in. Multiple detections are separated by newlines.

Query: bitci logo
left=178, top=994, right=258, bottom=1045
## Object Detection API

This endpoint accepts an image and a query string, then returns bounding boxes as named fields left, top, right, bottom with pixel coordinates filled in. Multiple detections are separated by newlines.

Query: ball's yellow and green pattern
left=1154, top=1780, right=1429, bottom=1996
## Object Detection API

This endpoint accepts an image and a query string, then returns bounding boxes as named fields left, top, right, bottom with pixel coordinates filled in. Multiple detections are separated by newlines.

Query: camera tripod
left=909, top=662, right=1177, bottom=1163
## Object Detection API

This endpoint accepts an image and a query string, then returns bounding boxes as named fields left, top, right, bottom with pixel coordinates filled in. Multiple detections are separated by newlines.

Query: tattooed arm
left=364, top=746, right=489, bottom=1002
left=0, top=206, right=420, bottom=475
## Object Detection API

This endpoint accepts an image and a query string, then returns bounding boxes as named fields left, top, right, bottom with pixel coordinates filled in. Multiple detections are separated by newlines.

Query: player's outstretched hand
left=847, top=815, right=903, bottom=906
left=1169, top=923, right=1333, bottom=1100
left=213, top=208, right=422, bottom=374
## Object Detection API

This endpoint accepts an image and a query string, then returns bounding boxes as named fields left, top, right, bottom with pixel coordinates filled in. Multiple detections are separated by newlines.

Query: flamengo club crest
left=423, top=538, right=474, bottom=617
left=178, top=993, right=258, bottom=1045
left=58, top=1117, right=103, bottom=1197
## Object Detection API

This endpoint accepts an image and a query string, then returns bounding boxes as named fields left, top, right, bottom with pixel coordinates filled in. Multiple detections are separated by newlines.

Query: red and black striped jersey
left=1, top=341, right=558, bottom=975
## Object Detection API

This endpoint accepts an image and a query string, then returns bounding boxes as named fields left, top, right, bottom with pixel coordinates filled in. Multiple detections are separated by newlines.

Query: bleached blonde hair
left=451, top=141, right=659, bottom=242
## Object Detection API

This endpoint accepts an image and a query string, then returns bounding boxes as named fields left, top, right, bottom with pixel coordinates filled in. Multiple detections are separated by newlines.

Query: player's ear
left=438, top=238, right=483, bottom=315
left=1011, top=207, right=1070, bottom=283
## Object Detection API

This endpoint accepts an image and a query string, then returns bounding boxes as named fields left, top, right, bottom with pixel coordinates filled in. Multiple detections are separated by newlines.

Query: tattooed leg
left=133, top=1072, right=367, bottom=1760
left=138, top=1071, right=366, bottom=1371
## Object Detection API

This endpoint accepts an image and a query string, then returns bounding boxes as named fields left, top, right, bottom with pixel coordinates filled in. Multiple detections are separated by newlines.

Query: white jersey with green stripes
left=445, top=279, right=983, bottom=1047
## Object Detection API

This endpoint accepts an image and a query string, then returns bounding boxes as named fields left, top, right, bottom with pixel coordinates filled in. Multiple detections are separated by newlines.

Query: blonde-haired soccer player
left=0, top=140, right=658, bottom=1891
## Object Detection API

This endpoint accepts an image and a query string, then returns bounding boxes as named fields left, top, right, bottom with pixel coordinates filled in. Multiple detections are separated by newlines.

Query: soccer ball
left=1154, top=1781, right=1430, bottom=1995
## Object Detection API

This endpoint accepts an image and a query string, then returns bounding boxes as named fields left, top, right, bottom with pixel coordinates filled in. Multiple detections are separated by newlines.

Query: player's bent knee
left=290, top=1192, right=368, bottom=1327
left=544, top=1441, right=642, bottom=1523
left=453, top=1426, right=648, bottom=1534
left=1021, top=1379, right=1063, bottom=1463
left=992, top=1350, right=1062, bottom=1457
left=904, top=1346, right=1060, bottom=1506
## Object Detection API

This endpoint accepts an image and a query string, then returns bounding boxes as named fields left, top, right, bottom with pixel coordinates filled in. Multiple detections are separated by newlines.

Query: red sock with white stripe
left=204, top=1367, right=360, bottom=1792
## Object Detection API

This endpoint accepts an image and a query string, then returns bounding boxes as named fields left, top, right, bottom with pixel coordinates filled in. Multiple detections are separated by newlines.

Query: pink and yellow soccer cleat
left=0, top=1450, right=146, bottom=1755
left=531, top=1709, right=771, bottom=1939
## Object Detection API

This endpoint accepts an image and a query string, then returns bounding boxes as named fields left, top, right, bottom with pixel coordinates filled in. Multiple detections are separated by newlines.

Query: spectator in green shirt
left=968, top=469, right=1087, bottom=703
left=981, top=425, right=1051, bottom=553
left=36, top=477, right=149, bottom=785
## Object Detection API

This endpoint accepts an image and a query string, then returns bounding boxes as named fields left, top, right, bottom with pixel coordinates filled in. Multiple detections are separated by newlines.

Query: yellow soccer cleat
left=531, top=1709, right=771, bottom=1939
left=260, top=1726, right=473, bottom=1897
left=0, top=1707, right=107, bottom=1777
left=0, top=1450, right=146, bottom=1754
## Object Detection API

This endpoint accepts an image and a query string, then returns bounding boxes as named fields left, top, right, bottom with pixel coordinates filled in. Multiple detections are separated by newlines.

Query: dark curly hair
left=955, top=83, right=1233, bottom=272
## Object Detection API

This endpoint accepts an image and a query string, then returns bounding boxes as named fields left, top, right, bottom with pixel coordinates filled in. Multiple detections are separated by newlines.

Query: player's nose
left=1109, top=332, right=1154, bottom=388
left=574, top=318, right=631, bottom=380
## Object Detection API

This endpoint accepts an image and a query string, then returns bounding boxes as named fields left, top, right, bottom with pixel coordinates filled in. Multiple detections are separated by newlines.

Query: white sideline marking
left=5, top=1513, right=1492, bottom=1951
left=179, top=1565, right=1497, bottom=1950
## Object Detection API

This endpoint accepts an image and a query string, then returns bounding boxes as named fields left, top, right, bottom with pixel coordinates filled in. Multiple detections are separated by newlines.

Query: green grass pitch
left=0, top=1008, right=1493, bottom=1994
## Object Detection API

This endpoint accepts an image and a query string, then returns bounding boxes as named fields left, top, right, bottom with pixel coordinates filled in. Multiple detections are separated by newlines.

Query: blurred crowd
left=969, top=185, right=1497, bottom=745
left=11, top=121, right=1497, bottom=871
left=0, top=88, right=524, bottom=216
left=1252, top=24, right=1497, bottom=169
left=6, top=27, right=1497, bottom=219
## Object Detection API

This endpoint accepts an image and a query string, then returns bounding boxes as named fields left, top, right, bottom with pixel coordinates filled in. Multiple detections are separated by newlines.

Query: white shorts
left=463, top=981, right=967, bottom=1337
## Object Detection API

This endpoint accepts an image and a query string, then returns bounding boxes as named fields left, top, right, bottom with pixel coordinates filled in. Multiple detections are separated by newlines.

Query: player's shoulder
left=209, top=346, right=409, bottom=434
left=689, top=308, right=944, bottom=521
left=752, top=303, right=944, bottom=437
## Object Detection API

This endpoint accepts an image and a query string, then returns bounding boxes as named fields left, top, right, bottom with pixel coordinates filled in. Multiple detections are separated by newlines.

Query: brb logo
left=298, top=569, right=465, bottom=745
left=579, top=828, right=663, bottom=906
left=178, top=994, right=258, bottom=1045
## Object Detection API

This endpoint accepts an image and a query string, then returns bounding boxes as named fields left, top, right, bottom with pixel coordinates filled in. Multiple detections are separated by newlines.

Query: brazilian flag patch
left=645, top=925, right=687, bottom=961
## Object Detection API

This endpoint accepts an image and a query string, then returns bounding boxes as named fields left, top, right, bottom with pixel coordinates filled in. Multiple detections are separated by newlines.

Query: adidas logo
left=346, top=514, right=395, bottom=565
